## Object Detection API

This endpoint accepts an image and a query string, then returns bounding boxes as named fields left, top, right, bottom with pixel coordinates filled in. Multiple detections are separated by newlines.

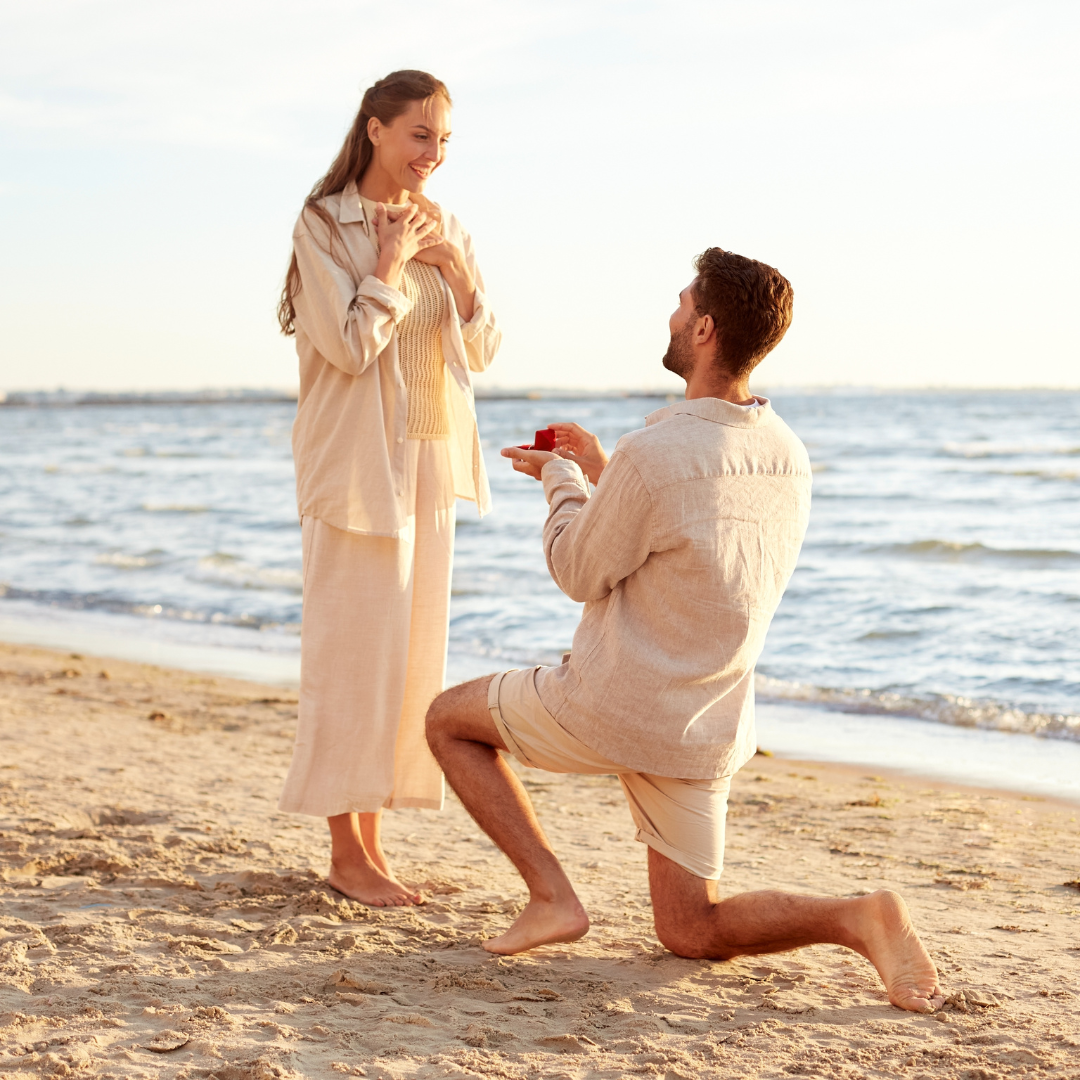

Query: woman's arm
left=292, top=220, right=411, bottom=378
left=459, top=235, right=500, bottom=371
left=414, top=247, right=475, bottom=321
left=438, top=253, right=476, bottom=323
left=411, top=231, right=476, bottom=321
left=410, top=203, right=501, bottom=368
left=450, top=226, right=501, bottom=371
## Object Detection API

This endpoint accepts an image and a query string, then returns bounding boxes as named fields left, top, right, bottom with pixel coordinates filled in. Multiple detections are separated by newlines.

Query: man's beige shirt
left=290, top=182, right=501, bottom=537
left=534, top=397, right=812, bottom=779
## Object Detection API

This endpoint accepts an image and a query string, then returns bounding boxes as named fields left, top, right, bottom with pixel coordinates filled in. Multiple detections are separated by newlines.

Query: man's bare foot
left=327, top=860, right=420, bottom=908
left=850, top=890, right=945, bottom=1012
left=483, top=898, right=590, bottom=955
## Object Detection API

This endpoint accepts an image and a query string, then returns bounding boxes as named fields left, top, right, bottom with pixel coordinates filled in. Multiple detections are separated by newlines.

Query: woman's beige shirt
left=290, top=182, right=501, bottom=537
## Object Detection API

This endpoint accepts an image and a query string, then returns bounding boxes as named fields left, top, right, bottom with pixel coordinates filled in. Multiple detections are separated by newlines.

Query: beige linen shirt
left=290, top=181, right=501, bottom=537
left=533, top=397, right=812, bottom=779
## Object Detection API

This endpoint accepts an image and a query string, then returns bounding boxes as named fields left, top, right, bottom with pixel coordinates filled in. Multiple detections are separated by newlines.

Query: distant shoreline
left=4, top=386, right=1080, bottom=408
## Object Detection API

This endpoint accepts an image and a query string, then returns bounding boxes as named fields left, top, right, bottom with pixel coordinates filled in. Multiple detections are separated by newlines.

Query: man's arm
left=540, top=452, right=653, bottom=603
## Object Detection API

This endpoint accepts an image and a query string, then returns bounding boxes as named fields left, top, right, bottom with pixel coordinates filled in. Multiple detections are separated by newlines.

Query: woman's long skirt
left=279, top=440, right=454, bottom=816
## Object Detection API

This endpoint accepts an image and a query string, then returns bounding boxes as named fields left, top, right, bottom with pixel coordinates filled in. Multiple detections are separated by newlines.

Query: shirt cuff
left=357, top=275, right=413, bottom=324
left=459, top=286, right=490, bottom=339
left=541, top=458, right=589, bottom=505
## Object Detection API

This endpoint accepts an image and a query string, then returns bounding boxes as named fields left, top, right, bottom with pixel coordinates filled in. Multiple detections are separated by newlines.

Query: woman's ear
left=367, top=115, right=382, bottom=146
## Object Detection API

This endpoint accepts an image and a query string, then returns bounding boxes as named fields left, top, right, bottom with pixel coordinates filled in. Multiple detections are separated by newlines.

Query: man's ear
left=694, top=313, right=716, bottom=347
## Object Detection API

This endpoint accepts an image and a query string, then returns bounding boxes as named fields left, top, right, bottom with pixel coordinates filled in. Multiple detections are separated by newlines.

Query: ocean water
left=1, top=390, right=1078, bottom=797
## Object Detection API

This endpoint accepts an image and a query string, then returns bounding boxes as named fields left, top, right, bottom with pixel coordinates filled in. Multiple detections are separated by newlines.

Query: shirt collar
left=338, top=181, right=367, bottom=228
left=645, top=395, right=775, bottom=429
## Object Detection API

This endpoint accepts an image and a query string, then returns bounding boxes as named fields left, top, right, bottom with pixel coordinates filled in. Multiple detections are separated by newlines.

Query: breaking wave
left=0, top=584, right=298, bottom=633
left=942, top=442, right=1080, bottom=459
left=883, top=540, right=1080, bottom=564
left=140, top=502, right=209, bottom=513
left=194, top=553, right=303, bottom=592
left=94, top=551, right=164, bottom=570
left=756, top=675, right=1080, bottom=743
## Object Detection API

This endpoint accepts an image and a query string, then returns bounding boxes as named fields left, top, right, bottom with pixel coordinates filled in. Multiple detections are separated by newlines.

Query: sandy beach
left=1, top=641, right=1078, bottom=1079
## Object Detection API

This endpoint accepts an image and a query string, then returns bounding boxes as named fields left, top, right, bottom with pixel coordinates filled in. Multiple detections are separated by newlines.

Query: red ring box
left=517, top=429, right=557, bottom=452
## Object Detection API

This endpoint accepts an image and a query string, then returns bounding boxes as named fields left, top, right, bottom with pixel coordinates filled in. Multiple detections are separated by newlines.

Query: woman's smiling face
left=368, top=96, right=452, bottom=195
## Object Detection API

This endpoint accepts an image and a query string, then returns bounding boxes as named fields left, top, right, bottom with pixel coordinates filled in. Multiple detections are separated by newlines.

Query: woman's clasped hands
left=372, top=202, right=441, bottom=288
left=373, top=197, right=477, bottom=321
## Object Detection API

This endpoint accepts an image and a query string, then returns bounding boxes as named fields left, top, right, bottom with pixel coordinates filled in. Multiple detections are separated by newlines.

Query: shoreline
left=2, top=641, right=1078, bottom=1077
left=749, top=749, right=1080, bottom=814
left=3, top=606, right=1079, bottom=805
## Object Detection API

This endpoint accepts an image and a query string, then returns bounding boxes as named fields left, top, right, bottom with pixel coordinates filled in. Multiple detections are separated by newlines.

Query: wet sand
left=1, top=642, right=1078, bottom=1079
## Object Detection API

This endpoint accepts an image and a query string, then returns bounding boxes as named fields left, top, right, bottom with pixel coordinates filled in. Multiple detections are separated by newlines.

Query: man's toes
left=894, top=996, right=929, bottom=1014
left=892, top=988, right=940, bottom=1013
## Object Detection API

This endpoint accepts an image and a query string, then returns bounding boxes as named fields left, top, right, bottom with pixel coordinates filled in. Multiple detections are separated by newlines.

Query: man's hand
left=548, top=423, right=609, bottom=485
left=500, top=446, right=558, bottom=481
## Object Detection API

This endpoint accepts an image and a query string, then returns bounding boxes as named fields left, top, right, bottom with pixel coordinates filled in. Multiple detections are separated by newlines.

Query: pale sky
left=1, top=0, right=1078, bottom=392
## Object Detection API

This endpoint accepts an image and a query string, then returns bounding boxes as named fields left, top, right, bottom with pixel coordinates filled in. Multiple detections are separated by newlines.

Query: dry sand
left=1, top=641, right=1079, bottom=1080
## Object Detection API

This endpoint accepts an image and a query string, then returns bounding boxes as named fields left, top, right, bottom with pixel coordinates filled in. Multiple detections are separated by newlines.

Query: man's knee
left=424, top=689, right=456, bottom=753
left=425, top=675, right=500, bottom=756
left=648, top=848, right=732, bottom=960
left=651, top=890, right=717, bottom=959
left=652, top=903, right=732, bottom=960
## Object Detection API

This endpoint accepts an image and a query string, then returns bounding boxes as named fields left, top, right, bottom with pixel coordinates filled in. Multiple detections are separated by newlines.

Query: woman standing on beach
left=276, top=70, right=501, bottom=906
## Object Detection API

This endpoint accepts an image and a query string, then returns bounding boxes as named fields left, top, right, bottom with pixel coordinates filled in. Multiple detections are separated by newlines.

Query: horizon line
left=4, top=383, right=1080, bottom=407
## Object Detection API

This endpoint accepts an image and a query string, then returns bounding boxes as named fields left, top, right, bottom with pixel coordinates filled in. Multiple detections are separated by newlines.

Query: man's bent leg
left=648, top=848, right=944, bottom=1014
left=425, top=676, right=589, bottom=954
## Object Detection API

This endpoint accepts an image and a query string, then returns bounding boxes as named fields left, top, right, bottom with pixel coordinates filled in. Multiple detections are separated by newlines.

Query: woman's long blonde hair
left=277, top=70, right=452, bottom=336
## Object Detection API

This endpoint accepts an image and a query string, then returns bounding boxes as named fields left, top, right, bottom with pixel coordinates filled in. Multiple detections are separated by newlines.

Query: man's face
left=662, top=280, right=700, bottom=380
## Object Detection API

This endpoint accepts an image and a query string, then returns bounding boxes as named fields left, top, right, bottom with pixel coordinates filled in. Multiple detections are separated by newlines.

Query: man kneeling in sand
left=426, top=248, right=944, bottom=1013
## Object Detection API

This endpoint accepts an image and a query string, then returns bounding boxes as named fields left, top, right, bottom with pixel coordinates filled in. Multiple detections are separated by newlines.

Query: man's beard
left=661, top=321, right=695, bottom=380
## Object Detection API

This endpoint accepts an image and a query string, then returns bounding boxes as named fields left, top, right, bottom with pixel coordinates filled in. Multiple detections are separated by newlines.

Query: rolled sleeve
left=541, top=452, right=653, bottom=603
left=357, top=275, right=412, bottom=324
left=459, top=285, right=492, bottom=339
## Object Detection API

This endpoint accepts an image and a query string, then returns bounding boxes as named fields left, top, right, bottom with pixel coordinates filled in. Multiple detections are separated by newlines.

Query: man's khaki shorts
left=487, top=667, right=731, bottom=880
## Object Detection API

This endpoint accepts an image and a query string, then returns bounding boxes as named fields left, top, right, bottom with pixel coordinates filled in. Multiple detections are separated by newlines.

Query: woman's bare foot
left=353, top=843, right=422, bottom=904
left=483, top=897, right=590, bottom=955
left=325, top=811, right=422, bottom=906
left=328, top=859, right=420, bottom=908
left=357, top=816, right=396, bottom=880
left=850, top=890, right=945, bottom=1012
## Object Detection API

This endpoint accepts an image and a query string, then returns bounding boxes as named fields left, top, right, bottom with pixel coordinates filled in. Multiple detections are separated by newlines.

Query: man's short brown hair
left=691, top=248, right=794, bottom=379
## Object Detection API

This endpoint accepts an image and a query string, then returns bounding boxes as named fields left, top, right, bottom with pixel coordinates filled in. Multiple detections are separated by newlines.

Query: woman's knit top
left=359, top=196, right=449, bottom=440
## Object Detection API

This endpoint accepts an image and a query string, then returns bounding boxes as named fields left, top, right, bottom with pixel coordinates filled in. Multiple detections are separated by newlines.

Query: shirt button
left=396, top=437, right=403, bottom=444
left=396, top=489, right=403, bottom=497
